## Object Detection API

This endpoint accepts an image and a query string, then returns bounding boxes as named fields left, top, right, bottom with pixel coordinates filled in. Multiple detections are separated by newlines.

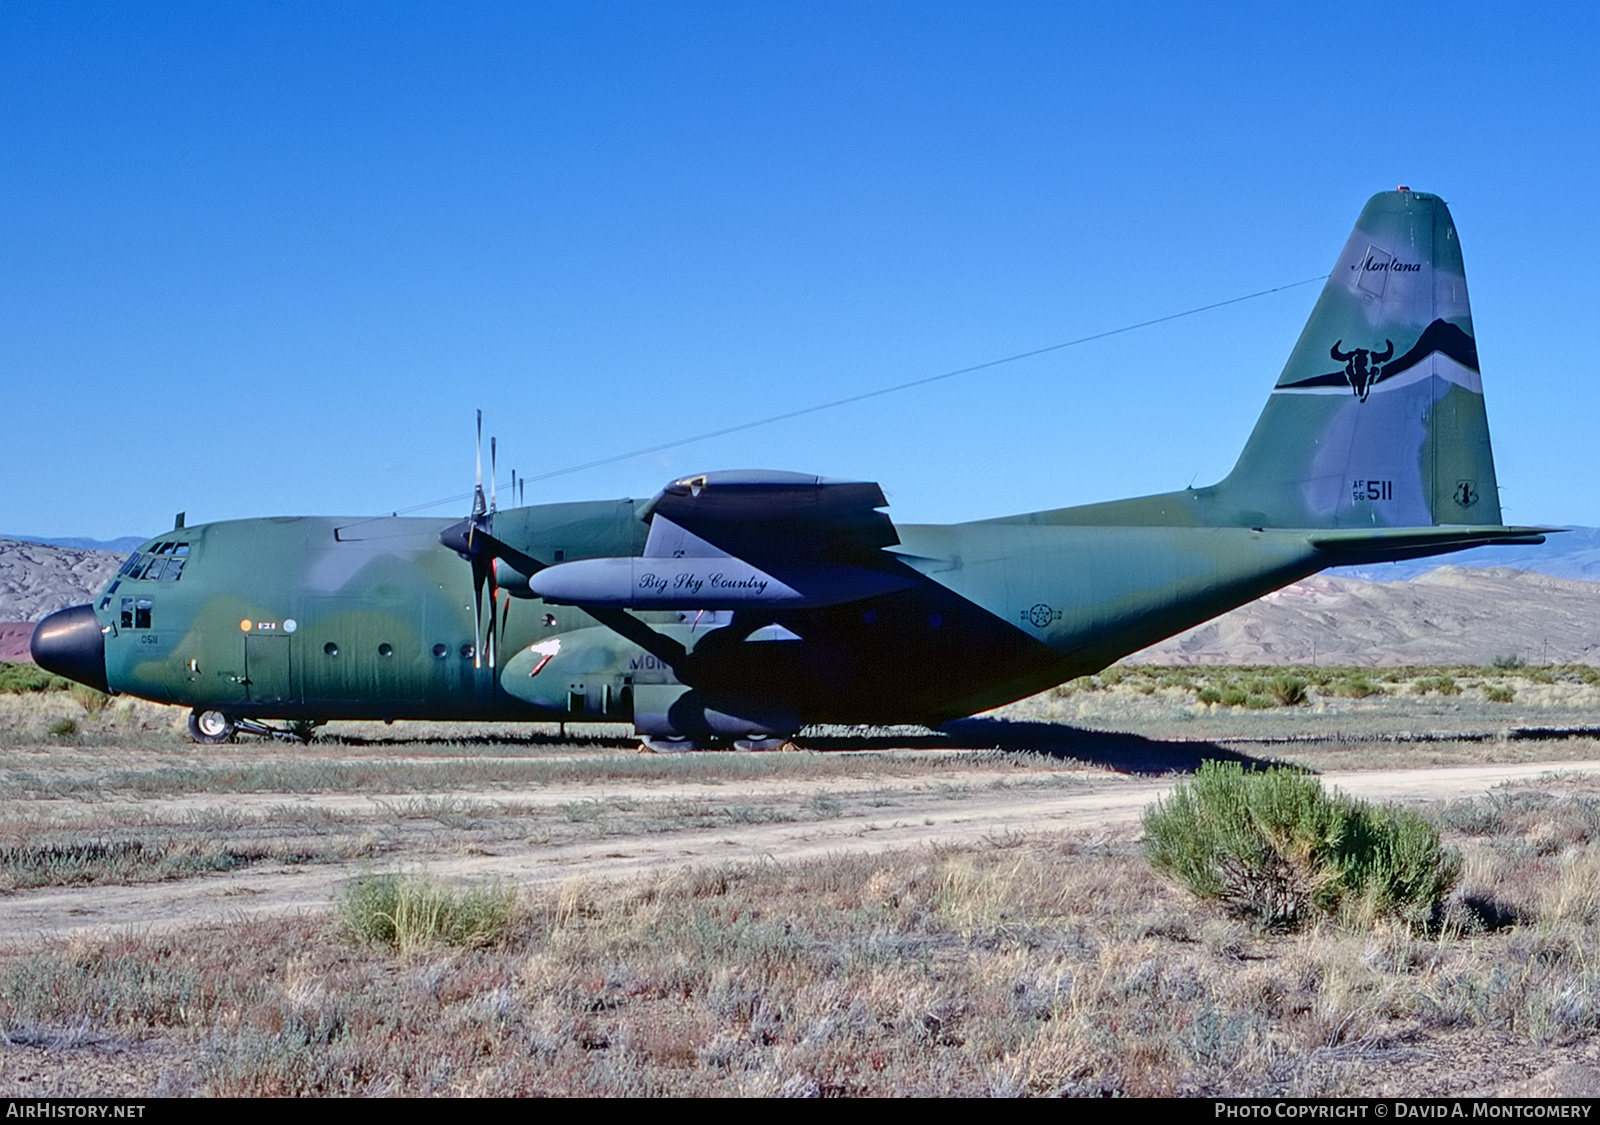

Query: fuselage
left=55, top=498, right=1330, bottom=730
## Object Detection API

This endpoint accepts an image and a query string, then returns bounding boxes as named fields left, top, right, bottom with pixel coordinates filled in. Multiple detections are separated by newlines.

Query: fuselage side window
left=134, top=597, right=152, bottom=630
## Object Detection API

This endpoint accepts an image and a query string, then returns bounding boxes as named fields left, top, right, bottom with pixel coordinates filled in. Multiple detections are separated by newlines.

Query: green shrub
left=46, top=717, right=78, bottom=738
left=1197, top=687, right=1223, bottom=705
left=1142, top=762, right=1460, bottom=932
left=1269, top=675, right=1308, bottom=706
left=1491, top=653, right=1527, bottom=670
left=1336, top=677, right=1381, bottom=699
left=338, top=872, right=517, bottom=953
left=1483, top=685, right=1516, bottom=703
left=0, top=662, right=76, bottom=694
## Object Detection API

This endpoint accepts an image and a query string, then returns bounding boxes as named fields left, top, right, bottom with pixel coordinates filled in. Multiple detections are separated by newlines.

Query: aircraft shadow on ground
left=322, top=731, right=642, bottom=750
left=317, top=718, right=1293, bottom=774
left=808, top=717, right=1294, bottom=776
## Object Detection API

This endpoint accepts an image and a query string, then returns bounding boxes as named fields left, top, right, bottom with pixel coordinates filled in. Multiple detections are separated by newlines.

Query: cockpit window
left=124, top=543, right=190, bottom=580
left=120, top=597, right=152, bottom=629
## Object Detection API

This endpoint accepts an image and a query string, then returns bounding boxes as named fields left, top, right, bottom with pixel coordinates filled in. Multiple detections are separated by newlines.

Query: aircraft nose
left=30, top=604, right=109, bottom=693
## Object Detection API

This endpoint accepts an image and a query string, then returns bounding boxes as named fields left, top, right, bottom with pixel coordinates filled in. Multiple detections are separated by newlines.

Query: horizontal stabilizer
left=1309, top=525, right=1557, bottom=565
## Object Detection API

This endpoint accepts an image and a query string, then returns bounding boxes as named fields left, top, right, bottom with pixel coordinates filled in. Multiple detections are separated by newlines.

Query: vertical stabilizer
left=1218, top=189, right=1502, bottom=528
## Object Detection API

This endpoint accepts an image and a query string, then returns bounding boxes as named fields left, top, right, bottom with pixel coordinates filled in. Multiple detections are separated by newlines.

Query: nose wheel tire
left=188, top=709, right=236, bottom=744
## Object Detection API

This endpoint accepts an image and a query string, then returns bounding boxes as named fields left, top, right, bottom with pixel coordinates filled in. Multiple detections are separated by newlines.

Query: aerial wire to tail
left=516, top=274, right=1332, bottom=488
left=379, top=273, right=1331, bottom=520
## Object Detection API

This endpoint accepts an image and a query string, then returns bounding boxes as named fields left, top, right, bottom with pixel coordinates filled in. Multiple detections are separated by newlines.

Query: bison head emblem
left=1329, top=339, right=1394, bottom=402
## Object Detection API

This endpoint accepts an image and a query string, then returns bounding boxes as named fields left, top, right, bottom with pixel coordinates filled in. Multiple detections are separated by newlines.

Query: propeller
left=487, top=435, right=500, bottom=668
left=439, top=412, right=545, bottom=673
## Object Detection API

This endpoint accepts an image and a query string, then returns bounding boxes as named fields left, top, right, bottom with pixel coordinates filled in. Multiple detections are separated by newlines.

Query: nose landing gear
left=187, top=709, right=236, bottom=744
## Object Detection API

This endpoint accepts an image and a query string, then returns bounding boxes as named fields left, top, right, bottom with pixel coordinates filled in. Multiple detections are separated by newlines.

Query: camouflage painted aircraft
left=33, top=189, right=1549, bottom=748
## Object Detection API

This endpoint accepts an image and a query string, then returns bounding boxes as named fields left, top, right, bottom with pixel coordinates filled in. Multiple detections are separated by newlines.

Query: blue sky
left=3, top=1, right=1595, bottom=539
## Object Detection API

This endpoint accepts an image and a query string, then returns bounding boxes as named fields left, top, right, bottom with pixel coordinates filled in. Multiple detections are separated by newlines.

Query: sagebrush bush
left=338, top=872, right=517, bottom=952
left=1336, top=676, right=1381, bottom=699
left=1269, top=674, right=1309, bottom=706
left=1142, top=762, right=1460, bottom=931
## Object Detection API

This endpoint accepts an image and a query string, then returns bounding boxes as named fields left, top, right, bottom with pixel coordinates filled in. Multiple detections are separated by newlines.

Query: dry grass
left=4, top=781, right=1600, bottom=1096
left=2, top=666, right=1600, bottom=1095
left=339, top=872, right=519, bottom=953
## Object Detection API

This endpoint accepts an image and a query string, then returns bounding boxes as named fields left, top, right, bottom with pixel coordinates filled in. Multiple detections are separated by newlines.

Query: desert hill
left=1124, top=566, right=1600, bottom=667
left=0, top=539, right=128, bottom=661
left=1, top=539, right=1598, bottom=668
left=0, top=539, right=128, bottom=624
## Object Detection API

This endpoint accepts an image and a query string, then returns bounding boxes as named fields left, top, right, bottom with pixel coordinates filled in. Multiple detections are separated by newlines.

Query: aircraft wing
left=528, top=470, right=920, bottom=610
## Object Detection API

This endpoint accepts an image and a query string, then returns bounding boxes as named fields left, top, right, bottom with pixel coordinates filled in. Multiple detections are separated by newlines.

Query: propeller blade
left=472, top=410, right=486, bottom=520
left=487, top=563, right=500, bottom=669
left=471, top=561, right=486, bottom=670
left=490, top=437, right=498, bottom=517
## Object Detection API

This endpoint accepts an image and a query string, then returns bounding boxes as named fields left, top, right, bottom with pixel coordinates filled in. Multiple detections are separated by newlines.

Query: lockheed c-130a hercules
left=32, top=189, right=1550, bottom=749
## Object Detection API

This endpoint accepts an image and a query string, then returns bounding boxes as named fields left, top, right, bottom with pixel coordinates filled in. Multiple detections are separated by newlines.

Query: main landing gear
left=637, top=736, right=803, bottom=753
left=185, top=710, right=322, bottom=744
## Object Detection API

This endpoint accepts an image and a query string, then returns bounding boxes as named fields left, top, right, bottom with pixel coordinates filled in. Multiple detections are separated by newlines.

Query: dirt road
left=4, top=756, right=1592, bottom=945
